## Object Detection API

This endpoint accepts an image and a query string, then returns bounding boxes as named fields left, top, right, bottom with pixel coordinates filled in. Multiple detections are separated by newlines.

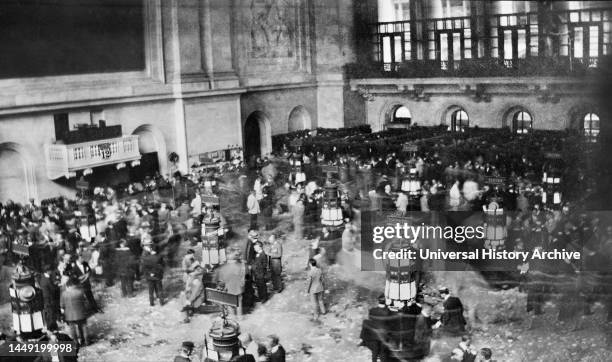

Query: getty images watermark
left=369, top=222, right=581, bottom=263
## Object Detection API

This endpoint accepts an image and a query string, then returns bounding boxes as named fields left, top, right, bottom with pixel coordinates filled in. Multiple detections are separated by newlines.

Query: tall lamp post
left=201, top=216, right=227, bottom=267
left=542, top=153, right=563, bottom=210
left=483, top=196, right=507, bottom=251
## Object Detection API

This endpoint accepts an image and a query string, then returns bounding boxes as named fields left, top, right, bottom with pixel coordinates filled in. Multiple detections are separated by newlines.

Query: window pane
left=504, top=30, right=513, bottom=59
left=383, top=37, right=392, bottom=63
left=394, top=35, right=403, bottom=61
left=453, top=33, right=461, bottom=60
left=518, top=29, right=527, bottom=59
left=574, top=27, right=584, bottom=59
left=440, top=34, right=449, bottom=61
left=395, top=106, right=411, bottom=119
left=590, top=26, right=600, bottom=57
left=570, top=12, right=579, bottom=23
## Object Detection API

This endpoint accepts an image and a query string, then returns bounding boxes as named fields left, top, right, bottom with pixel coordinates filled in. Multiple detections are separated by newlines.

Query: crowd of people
left=0, top=124, right=610, bottom=361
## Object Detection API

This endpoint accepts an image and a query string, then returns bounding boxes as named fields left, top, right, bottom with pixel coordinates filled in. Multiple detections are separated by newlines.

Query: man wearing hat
left=60, top=276, right=89, bottom=347
left=243, top=229, right=258, bottom=267
left=116, top=239, right=136, bottom=298
left=267, top=233, right=283, bottom=292
left=182, top=249, right=197, bottom=284
left=360, top=294, right=392, bottom=362
left=247, top=189, right=260, bottom=230
left=141, top=243, right=165, bottom=306
left=436, top=287, right=467, bottom=335
left=174, top=341, right=195, bottom=362
left=182, top=262, right=205, bottom=323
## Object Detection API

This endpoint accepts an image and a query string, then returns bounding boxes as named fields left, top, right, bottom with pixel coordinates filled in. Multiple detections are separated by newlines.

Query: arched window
left=513, top=111, right=532, bottom=134
left=393, top=106, right=411, bottom=124
left=450, top=109, right=469, bottom=132
left=583, top=113, right=600, bottom=142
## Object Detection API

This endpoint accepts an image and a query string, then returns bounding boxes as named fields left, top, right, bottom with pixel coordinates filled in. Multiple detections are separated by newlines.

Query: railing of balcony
left=365, top=7, right=611, bottom=76
left=45, top=135, right=141, bottom=179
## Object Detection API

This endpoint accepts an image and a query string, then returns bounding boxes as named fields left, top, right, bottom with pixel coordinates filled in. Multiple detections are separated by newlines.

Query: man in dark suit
left=141, top=243, right=165, bottom=306
left=267, top=334, right=286, bottom=362
left=39, top=265, right=61, bottom=331
left=115, top=239, right=136, bottom=297
left=438, top=288, right=466, bottom=336
left=251, top=241, right=268, bottom=303
left=360, top=294, right=392, bottom=362
left=70, top=249, right=101, bottom=313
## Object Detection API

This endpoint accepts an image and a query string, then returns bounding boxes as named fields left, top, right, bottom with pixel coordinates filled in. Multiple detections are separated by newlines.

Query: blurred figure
left=141, top=244, right=165, bottom=306
left=247, top=190, right=260, bottom=230
left=306, top=259, right=326, bottom=321
left=116, top=239, right=136, bottom=298
left=215, top=252, right=246, bottom=316
left=60, top=276, right=89, bottom=347
left=173, top=341, right=195, bottom=362
left=266, top=335, right=285, bottom=362
left=267, top=234, right=283, bottom=292
left=252, top=242, right=269, bottom=303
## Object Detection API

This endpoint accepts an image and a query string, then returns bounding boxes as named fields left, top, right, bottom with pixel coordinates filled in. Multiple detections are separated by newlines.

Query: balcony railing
left=365, top=7, right=612, bottom=76
left=45, top=135, right=141, bottom=180
left=346, top=56, right=610, bottom=79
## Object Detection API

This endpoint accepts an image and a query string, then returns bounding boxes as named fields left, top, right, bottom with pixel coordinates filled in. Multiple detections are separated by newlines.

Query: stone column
left=201, top=0, right=215, bottom=85
left=170, top=0, right=189, bottom=174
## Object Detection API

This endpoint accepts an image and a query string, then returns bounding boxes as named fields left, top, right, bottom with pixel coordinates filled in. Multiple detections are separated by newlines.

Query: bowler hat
left=182, top=341, right=194, bottom=349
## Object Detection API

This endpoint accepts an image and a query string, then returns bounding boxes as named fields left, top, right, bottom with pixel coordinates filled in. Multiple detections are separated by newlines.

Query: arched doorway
left=244, top=111, right=271, bottom=162
left=0, top=142, right=37, bottom=202
left=288, top=106, right=312, bottom=132
left=132, top=124, right=168, bottom=179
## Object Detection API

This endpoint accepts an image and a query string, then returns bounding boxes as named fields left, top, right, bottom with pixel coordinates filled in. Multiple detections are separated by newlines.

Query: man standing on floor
left=115, top=239, right=136, bottom=298
left=247, top=190, right=260, bottom=230
left=60, top=276, right=89, bottom=347
left=141, top=243, right=165, bottom=306
left=252, top=241, right=269, bottom=303
left=267, top=233, right=283, bottom=292
left=71, top=248, right=102, bottom=313
left=39, top=264, right=61, bottom=331
left=306, top=259, right=326, bottom=321
left=435, top=287, right=467, bottom=336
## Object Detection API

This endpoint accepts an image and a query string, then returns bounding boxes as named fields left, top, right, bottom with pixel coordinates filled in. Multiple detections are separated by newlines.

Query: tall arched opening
left=288, top=105, right=312, bottom=132
left=132, top=124, right=168, bottom=179
left=244, top=111, right=272, bottom=163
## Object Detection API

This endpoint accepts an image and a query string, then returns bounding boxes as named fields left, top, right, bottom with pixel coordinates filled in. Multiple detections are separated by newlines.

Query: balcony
left=355, top=7, right=612, bottom=78
left=45, top=135, right=141, bottom=180
left=346, top=56, right=611, bottom=79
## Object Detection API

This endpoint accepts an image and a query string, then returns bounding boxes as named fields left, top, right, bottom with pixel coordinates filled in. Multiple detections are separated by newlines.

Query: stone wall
left=0, top=0, right=358, bottom=202
left=363, top=93, right=596, bottom=132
